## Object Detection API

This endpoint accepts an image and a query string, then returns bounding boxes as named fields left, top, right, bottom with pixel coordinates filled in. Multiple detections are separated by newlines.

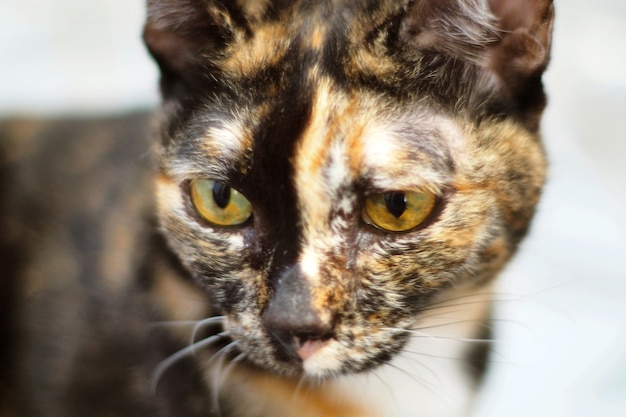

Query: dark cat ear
left=485, top=0, right=554, bottom=91
left=143, top=0, right=248, bottom=98
left=400, top=0, right=554, bottom=95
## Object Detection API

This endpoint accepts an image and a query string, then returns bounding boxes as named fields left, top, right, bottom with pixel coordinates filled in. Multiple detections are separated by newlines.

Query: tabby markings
left=221, top=23, right=292, bottom=79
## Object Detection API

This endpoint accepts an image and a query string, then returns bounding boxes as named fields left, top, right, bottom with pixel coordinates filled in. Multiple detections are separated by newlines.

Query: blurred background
left=1, top=0, right=625, bottom=416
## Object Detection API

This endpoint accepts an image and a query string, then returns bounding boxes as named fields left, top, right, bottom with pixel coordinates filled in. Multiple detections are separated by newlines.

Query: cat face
left=146, top=0, right=552, bottom=379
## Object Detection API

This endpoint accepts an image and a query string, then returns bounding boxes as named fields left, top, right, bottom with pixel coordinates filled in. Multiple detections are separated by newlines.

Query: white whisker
left=371, top=369, right=399, bottom=409
left=291, top=374, right=309, bottom=404
left=402, top=348, right=508, bottom=365
left=416, top=307, right=478, bottom=321
left=413, top=318, right=493, bottom=332
left=402, top=348, right=468, bottom=361
left=228, top=351, right=246, bottom=364
left=148, top=315, right=225, bottom=332
left=151, top=331, right=229, bottom=393
left=148, top=320, right=204, bottom=328
left=397, top=352, right=441, bottom=383
left=386, top=362, right=448, bottom=404
left=423, top=291, right=519, bottom=311
left=421, top=299, right=494, bottom=313
left=209, top=341, right=240, bottom=417
left=384, top=327, right=493, bottom=343
left=191, top=316, right=226, bottom=350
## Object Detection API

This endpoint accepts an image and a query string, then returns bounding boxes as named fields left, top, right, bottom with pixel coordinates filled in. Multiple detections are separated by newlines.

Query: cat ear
left=485, top=0, right=555, bottom=91
left=143, top=0, right=247, bottom=98
left=399, top=0, right=499, bottom=64
left=399, top=0, right=554, bottom=94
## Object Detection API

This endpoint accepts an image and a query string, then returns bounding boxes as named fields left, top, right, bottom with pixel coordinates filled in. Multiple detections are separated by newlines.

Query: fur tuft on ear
left=399, top=0, right=500, bottom=64
left=143, top=0, right=248, bottom=98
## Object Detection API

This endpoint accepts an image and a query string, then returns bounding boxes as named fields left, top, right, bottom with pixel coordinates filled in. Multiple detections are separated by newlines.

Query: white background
left=1, top=1, right=625, bottom=416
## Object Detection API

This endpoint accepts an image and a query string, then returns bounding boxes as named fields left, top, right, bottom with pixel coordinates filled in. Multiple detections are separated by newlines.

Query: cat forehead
left=292, top=80, right=460, bottom=193
left=216, top=1, right=406, bottom=80
left=180, top=81, right=462, bottom=193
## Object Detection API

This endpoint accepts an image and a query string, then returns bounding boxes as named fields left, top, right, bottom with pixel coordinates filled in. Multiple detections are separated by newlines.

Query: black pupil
left=384, top=192, right=407, bottom=218
left=212, top=182, right=232, bottom=209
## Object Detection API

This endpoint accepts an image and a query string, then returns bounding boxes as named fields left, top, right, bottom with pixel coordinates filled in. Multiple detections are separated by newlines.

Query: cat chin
left=299, top=340, right=354, bottom=378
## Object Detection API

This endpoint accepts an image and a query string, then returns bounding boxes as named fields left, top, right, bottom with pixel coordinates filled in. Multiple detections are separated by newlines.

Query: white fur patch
left=156, top=175, right=188, bottom=221
left=302, top=341, right=345, bottom=377
left=360, top=112, right=466, bottom=194
left=327, top=282, right=494, bottom=417
left=299, top=247, right=321, bottom=285
left=206, top=119, right=249, bottom=162
left=164, top=114, right=251, bottom=184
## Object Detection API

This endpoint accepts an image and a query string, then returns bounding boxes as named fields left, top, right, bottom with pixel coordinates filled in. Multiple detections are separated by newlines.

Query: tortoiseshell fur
left=1, top=1, right=553, bottom=416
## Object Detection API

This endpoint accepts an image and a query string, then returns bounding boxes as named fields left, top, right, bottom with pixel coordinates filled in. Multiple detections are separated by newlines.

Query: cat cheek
left=155, top=174, right=187, bottom=220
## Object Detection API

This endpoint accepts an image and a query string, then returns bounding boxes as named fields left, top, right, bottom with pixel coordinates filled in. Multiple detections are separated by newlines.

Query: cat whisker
left=208, top=341, right=241, bottom=417
left=401, top=348, right=468, bottom=361
left=148, top=316, right=227, bottom=355
left=384, top=361, right=449, bottom=405
left=370, top=369, right=398, bottom=409
left=397, top=326, right=512, bottom=364
left=402, top=347, right=509, bottom=365
left=148, top=320, right=206, bottom=328
left=290, top=370, right=333, bottom=404
left=291, top=374, right=310, bottom=405
left=414, top=303, right=534, bottom=340
left=396, top=351, right=441, bottom=384
left=421, top=335, right=493, bottom=344
left=420, top=296, right=514, bottom=314
left=428, top=283, right=573, bottom=311
left=190, top=315, right=226, bottom=349
left=226, top=351, right=247, bottom=373
left=151, top=331, right=229, bottom=393
left=384, top=327, right=493, bottom=344
left=412, top=318, right=494, bottom=332
left=147, top=315, right=225, bottom=331
left=209, top=349, right=247, bottom=416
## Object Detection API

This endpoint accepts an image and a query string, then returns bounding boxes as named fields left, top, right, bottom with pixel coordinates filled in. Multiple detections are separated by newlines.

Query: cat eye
left=189, top=179, right=252, bottom=227
left=363, top=190, right=436, bottom=232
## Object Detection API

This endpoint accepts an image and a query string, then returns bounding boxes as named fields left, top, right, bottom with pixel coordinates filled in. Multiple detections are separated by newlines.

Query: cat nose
left=263, top=265, right=333, bottom=361
left=265, top=320, right=332, bottom=363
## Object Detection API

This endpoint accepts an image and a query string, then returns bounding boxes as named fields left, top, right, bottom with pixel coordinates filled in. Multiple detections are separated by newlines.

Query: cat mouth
left=297, top=338, right=328, bottom=361
left=266, top=328, right=336, bottom=370
left=269, top=335, right=348, bottom=378
left=228, top=317, right=352, bottom=378
left=234, top=319, right=404, bottom=379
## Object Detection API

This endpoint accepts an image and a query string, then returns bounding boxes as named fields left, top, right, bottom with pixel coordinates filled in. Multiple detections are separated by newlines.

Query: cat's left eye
left=189, top=179, right=252, bottom=227
left=363, top=190, right=436, bottom=232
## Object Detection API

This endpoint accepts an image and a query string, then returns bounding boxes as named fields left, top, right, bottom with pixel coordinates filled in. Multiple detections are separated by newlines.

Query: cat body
left=1, top=1, right=553, bottom=416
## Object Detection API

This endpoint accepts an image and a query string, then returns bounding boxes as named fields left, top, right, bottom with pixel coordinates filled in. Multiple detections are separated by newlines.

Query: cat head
left=144, top=0, right=552, bottom=378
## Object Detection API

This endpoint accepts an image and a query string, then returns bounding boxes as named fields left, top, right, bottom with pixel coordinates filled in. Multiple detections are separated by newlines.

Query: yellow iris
left=190, top=179, right=252, bottom=226
left=363, top=190, right=436, bottom=232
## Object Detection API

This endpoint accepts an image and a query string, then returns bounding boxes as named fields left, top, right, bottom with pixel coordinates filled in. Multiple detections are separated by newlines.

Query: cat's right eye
left=363, top=190, right=436, bottom=232
left=189, top=179, right=252, bottom=227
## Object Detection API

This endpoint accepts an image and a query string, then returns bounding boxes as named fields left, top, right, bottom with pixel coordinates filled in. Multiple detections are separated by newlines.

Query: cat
left=0, top=0, right=554, bottom=416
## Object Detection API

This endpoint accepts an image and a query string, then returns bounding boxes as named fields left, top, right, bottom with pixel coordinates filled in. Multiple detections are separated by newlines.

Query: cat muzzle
left=262, top=265, right=334, bottom=363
